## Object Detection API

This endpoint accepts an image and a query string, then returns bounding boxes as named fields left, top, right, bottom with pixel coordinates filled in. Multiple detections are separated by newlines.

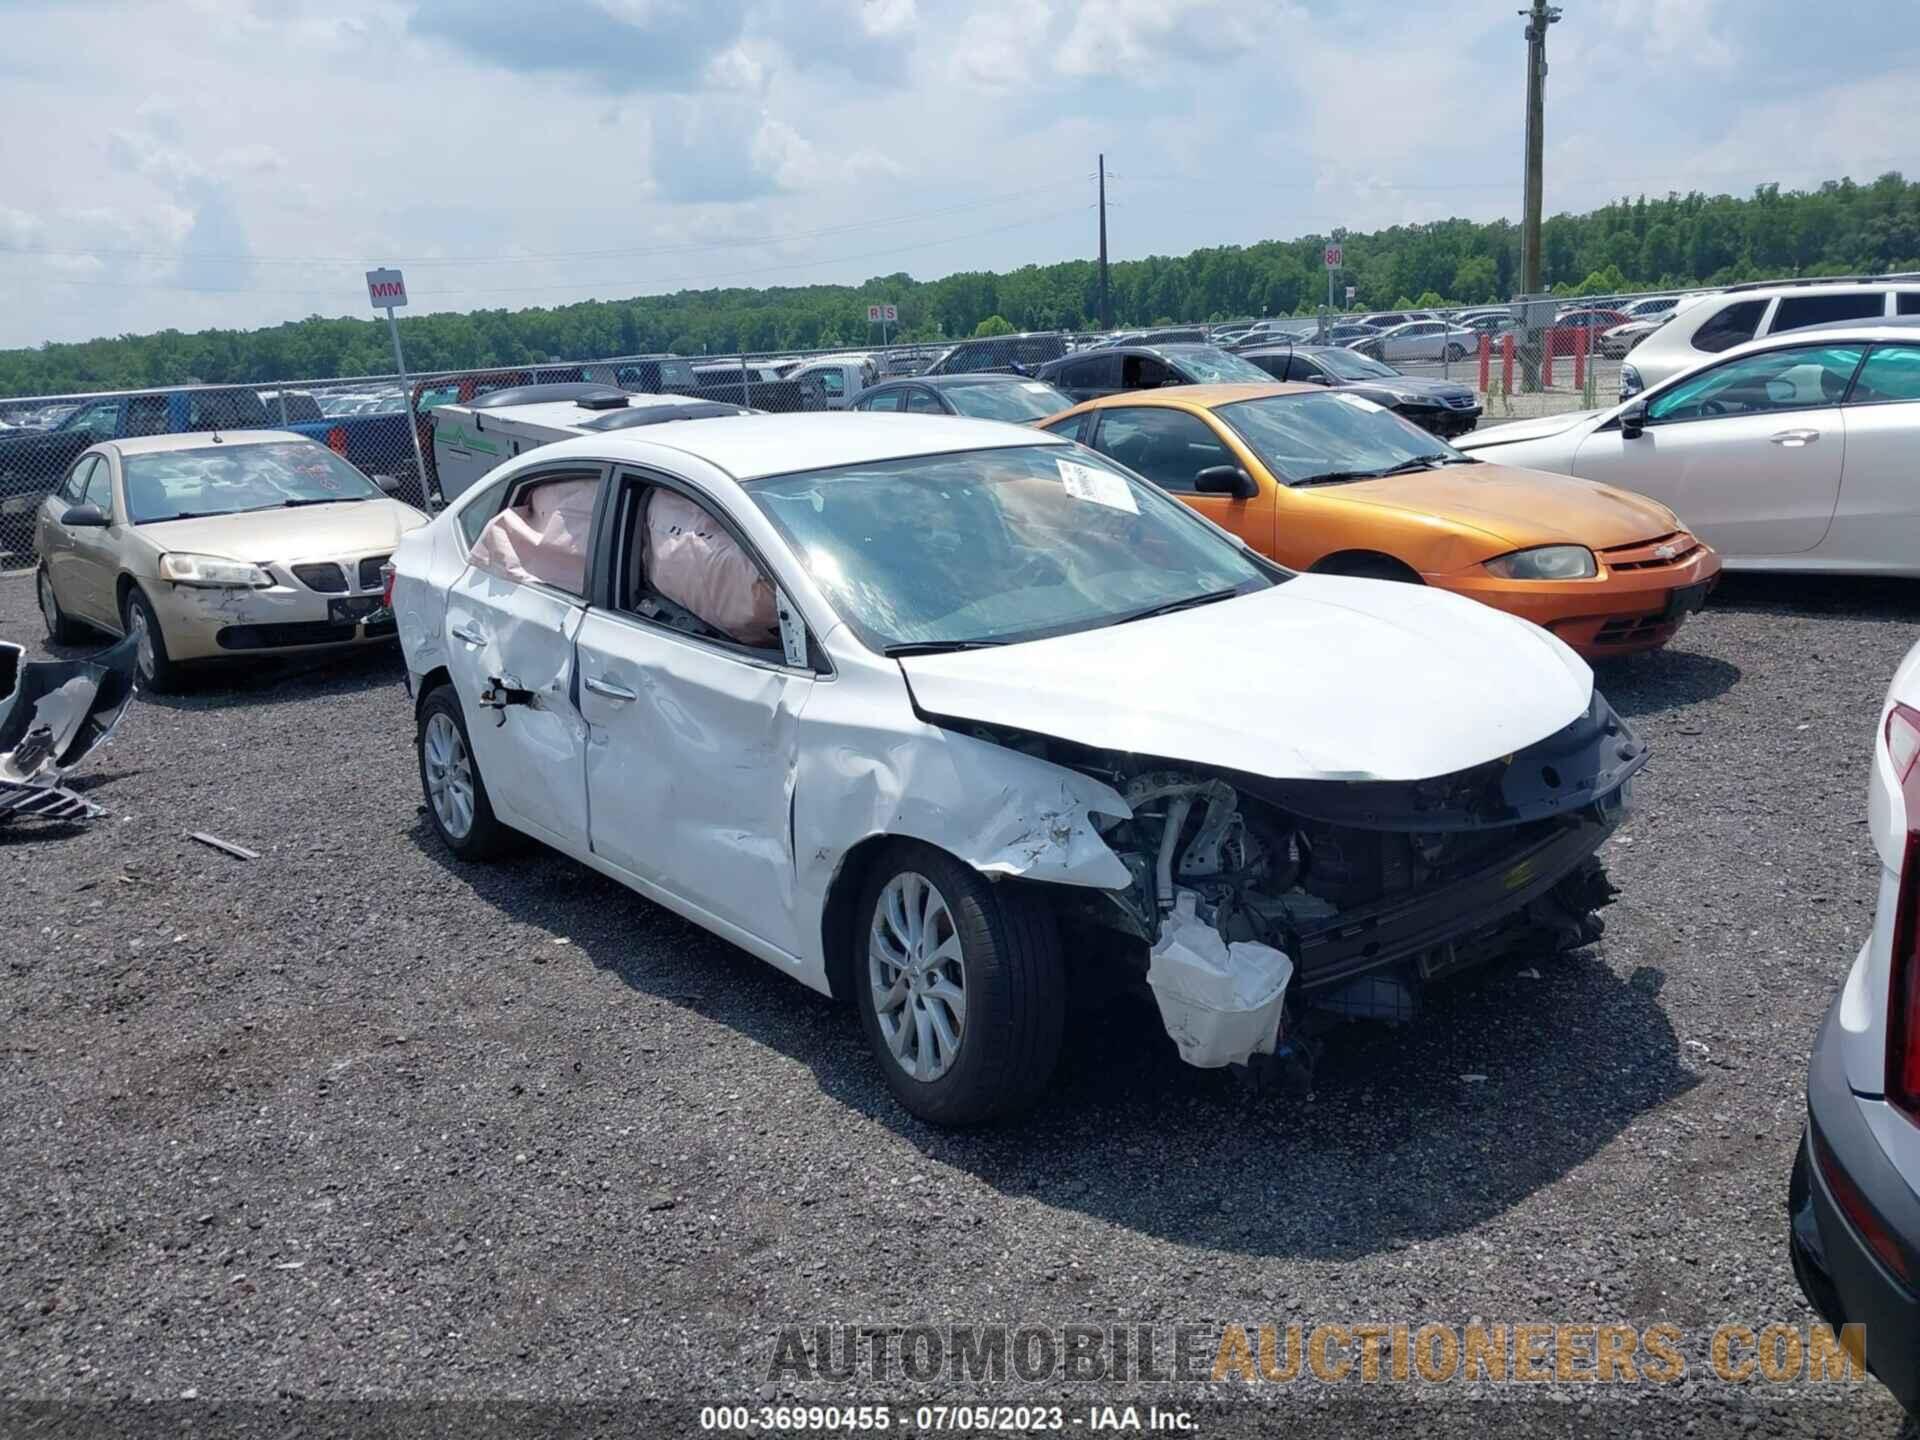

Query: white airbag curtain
left=468, top=477, right=597, bottom=593
left=643, top=489, right=779, bottom=646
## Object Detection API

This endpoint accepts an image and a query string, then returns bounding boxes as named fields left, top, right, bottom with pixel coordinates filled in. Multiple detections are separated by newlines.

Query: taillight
left=327, top=426, right=348, bottom=454
left=1813, top=1126, right=1912, bottom=1283
left=1883, top=702, right=1920, bottom=1123
left=380, top=561, right=397, bottom=610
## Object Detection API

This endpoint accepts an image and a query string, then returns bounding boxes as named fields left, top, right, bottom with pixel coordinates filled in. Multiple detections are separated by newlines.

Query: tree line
left=5, top=173, right=1918, bottom=397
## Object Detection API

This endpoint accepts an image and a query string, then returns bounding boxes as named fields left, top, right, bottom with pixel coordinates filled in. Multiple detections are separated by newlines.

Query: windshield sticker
left=1056, top=458, right=1138, bottom=514
left=1335, top=393, right=1384, bottom=412
left=1022, top=382, right=1054, bottom=393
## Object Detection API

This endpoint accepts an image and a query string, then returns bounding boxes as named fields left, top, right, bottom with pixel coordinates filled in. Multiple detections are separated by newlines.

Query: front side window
left=123, top=439, right=384, bottom=524
left=1316, top=349, right=1398, bottom=381
left=1846, top=345, right=1920, bottom=405
left=1215, top=392, right=1462, bottom=485
left=124, top=395, right=170, bottom=437
left=614, top=482, right=780, bottom=653
left=1164, top=347, right=1271, bottom=384
left=859, top=389, right=903, bottom=412
left=1062, top=354, right=1120, bottom=390
left=747, top=443, right=1271, bottom=653
left=186, top=390, right=269, bottom=431
left=1090, top=407, right=1233, bottom=493
left=1691, top=300, right=1767, bottom=354
left=63, top=400, right=120, bottom=437
left=819, top=370, right=846, bottom=398
left=1772, top=292, right=1885, bottom=333
left=943, top=381, right=1073, bottom=422
left=905, top=389, right=945, bottom=415
left=1042, top=414, right=1086, bottom=442
left=81, top=458, right=114, bottom=514
left=59, top=455, right=99, bottom=504
left=1645, top=344, right=1864, bottom=424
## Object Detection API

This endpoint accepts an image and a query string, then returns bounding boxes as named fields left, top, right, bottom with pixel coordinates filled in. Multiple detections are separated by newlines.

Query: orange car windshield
left=1215, top=392, right=1472, bottom=486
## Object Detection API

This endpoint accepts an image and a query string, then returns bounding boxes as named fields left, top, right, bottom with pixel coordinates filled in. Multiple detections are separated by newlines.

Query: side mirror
left=1306, top=373, right=1333, bottom=385
left=373, top=474, right=402, bottom=495
left=1620, top=402, right=1648, bottom=439
left=1195, top=465, right=1258, bottom=500
left=61, top=503, right=109, bottom=527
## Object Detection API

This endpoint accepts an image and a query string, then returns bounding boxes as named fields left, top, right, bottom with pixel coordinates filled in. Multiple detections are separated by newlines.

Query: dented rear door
left=442, top=566, right=591, bottom=847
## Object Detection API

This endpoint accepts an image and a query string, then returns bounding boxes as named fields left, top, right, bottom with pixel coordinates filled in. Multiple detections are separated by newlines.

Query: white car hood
left=1457, top=408, right=1605, bottom=450
left=898, top=575, right=1593, bottom=783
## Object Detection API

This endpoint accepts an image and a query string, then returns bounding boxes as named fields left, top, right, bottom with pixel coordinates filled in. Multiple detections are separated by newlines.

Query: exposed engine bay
left=951, top=690, right=1646, bottom=1027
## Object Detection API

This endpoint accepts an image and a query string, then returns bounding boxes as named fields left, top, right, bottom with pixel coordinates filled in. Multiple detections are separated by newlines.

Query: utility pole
left=1097, top=153, right=1111, bottom=331
left=1518, top=0, right=1560, bottom=296
left=1517, top=0, right=1560, bottom=391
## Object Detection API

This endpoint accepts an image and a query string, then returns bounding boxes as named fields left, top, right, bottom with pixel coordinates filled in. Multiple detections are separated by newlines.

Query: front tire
left=121, top=585, right=180, bottom=692
left=38, top=566, right=84, bottom=644
left=855, top=843, right=1064, bottom=1126
left=417, top=685, right=515, bottom=860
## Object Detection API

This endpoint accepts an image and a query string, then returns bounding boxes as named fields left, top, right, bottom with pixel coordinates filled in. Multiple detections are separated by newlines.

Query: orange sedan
left=1040, top=383, right=1720, bottom=656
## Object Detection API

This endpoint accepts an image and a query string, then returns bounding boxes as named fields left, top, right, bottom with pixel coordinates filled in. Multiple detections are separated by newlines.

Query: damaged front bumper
left=0, top=634, right=140, bottom=825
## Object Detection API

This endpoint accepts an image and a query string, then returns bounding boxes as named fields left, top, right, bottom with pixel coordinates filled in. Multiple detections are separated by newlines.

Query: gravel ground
left=2, top=565, right=1917, bottom=1437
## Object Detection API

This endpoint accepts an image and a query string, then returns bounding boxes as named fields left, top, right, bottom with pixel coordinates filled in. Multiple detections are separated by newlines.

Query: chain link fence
left=0, top=289, right=1704, bottom=569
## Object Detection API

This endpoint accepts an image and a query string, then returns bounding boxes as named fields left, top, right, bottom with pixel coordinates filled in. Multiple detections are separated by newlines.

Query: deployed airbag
left=469, top=477, right=597, bottom=593
left=643, top=489, right=778, bottom=646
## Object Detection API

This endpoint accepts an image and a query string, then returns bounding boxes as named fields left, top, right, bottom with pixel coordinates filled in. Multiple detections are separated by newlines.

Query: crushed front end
left=974, top=690, right=1645, bottom=1040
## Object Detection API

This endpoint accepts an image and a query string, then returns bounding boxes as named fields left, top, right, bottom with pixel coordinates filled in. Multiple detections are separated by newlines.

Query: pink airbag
left=469, top=478, right=597, bottom=593
left=644, top=489, right=778, bottom=645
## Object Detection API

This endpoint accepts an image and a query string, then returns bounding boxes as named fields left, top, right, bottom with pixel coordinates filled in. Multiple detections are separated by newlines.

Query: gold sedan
left=33, top=431, right=429, bottom=690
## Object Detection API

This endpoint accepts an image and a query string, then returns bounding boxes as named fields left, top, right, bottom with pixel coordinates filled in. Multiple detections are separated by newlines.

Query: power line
left=0, top=179, right=1078, bottom=268
left=28, top=207, right=1087, bottom=301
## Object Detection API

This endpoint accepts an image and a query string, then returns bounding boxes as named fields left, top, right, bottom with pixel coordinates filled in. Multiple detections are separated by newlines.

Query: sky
left=0, top=0, right=1916, bottom=351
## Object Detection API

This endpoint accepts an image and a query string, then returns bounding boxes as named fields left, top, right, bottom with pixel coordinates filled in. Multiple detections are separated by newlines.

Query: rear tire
left=37, top=566, right=84, bottom=644
left=854, top=842, right=1065, bottom=1126
left=121, top=585, right=180, bottom=692
left=417, top=685, right=516, bottom=861
left=1444, top=342, right=1467, bottom=362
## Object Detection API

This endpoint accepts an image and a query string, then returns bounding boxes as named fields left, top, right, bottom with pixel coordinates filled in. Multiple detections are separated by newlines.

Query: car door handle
left=1770, top=428, right=1820, bottom=447
left=450, top=622, right=487, bottom=646
left=583, top=675, right=638, bottom=702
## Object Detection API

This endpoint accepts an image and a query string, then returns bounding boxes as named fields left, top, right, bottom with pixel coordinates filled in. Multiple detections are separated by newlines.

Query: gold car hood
left=133, top=498, right=428, bottom=563
left=1325, top=462, right=1678, bottom=552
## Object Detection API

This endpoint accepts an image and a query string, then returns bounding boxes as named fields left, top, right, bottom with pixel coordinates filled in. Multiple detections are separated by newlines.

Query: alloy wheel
left=868, top=871, right=968, bottom=1082
left=423, top=711, right=476, bottom=840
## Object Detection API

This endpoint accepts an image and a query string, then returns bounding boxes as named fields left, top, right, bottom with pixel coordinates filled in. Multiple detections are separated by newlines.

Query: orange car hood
left=1326, top=462, right=1675, bottom=552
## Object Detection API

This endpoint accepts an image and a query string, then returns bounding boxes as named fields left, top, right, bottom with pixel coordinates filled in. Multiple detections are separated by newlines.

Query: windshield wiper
left=1296, top=457, right=1446, bottom=485
left=281, top=495, right=370, bottom=507
left=1114, top=587, right=1244, bottom=625
left=882, top=639, right=1008, bottom=658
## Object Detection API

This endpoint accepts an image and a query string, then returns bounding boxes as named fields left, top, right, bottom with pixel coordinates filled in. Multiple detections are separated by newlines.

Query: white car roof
left=101, top=429, right=315, bottom=456
left=528, top=411, right=1066, bottom=482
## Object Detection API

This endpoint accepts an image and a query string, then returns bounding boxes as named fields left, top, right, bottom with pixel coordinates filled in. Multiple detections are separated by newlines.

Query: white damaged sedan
left=389, top=415, right=1645, bottom=1124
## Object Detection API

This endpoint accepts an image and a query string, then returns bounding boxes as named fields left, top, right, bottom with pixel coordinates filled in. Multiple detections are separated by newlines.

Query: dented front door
left=574, top=609, right=813, bottom=959
left=443, top=567, right=590, bottom=847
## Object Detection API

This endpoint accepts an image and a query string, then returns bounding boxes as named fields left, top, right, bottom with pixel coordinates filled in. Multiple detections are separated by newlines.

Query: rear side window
left=186, top=390, right=269, bottom=431
left=859, top=390, right=903, bottom=412
left=1061, top=354, right=1120, bottom=389
left=1690, top=300, right=1767, bottom=354
left=1900, top=293, right=1920, bottom=316
left=467, top=473, right=599, bottom=597
left=905, top=390, right=944, bottom=414
left=1771, top=292, right=1885, bottom=333
left=1850, top=345, right=1920, bottom=405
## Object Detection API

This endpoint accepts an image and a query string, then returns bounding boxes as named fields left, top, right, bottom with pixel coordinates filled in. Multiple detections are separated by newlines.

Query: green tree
left=972, top=314, right=1014, bottom=337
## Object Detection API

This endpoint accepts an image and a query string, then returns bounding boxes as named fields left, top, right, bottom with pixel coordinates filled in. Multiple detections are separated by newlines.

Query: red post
left=1542, top=329, right=1556, bottom=388
left=1478, top=332, right=1491, bottom=391
left=1501, top=332, right=1514, bottom=391
left=1573, top=326, right=1587, bottom=389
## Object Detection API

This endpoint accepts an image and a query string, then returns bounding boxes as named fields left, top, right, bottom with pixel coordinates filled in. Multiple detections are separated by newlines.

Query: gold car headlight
left=158, top=553, right=272, bottom=588
left=1483, top=545, right=1597, bottom=581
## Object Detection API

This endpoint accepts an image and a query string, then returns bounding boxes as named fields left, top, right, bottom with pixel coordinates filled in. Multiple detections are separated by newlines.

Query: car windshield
left=747, top=443, right=1274, bottom=652
left=1167, top=347, right=1272, bottom=383
left=1215, top=392, right=1467, bottom=485
left=124, top=440, right=384, bottom=523
left=942, top=380, right=1073, bottom=422
left=1316, top=350, right=1399, bottom=380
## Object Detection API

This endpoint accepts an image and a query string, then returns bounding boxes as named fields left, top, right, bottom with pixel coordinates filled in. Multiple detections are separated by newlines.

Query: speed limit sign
left=1324, top=244, right=1343, bottom=269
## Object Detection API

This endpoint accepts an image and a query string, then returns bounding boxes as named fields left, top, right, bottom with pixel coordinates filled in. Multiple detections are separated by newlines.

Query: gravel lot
left=2, top=564, right=1916, bottom=1436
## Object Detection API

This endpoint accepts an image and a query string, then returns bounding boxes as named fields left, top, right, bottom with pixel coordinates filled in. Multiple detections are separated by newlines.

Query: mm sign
left=867, top=303, right=898, bottom=323
left=366, top=268, right=408, bottom=309
left=1323, top=244, right=1343, bottom=270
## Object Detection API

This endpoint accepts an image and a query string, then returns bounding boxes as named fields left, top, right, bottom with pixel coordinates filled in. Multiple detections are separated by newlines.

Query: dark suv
left=923, top=332, right=1069, bottom=377
left=1035, top=344, right=1272, bottom=404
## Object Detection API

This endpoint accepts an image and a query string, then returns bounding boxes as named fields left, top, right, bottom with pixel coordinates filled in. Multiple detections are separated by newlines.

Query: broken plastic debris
left=0, top=634, right=139, bottom=827
left=1145, top=891, right=1293, bottom=1069
left=188, top=832, right=261, bottom=861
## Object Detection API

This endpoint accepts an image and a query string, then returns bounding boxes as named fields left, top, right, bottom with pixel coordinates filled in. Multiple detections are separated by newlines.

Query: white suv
left=1622, top=277, right=1920, bottom=400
